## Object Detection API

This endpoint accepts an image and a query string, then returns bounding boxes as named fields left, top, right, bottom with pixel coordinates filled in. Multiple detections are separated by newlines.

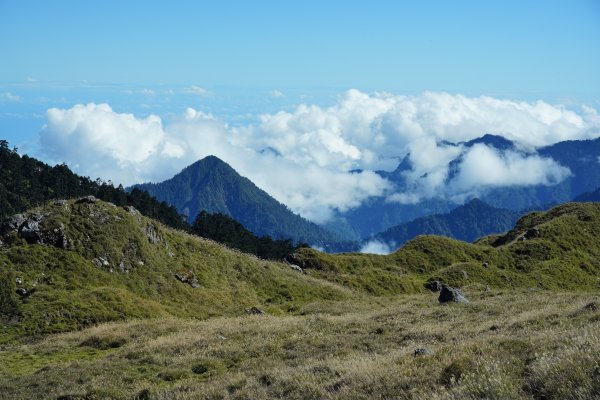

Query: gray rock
left=438, top=284, right=469, bottom=304
left=1, top=213, right=26, bottom=235
left=124, top=206, right=139, bottom=215
left=18, top=214, right=43, bottom=243
left=414, top=348, right=434, bottom=357
left=245, top=307, right=265, bottom=315
left=175, top=272, right=200, bottom=288
left=482, top=262, right=489, bottom=268
left=424, top=280, right=442, bottom=292
left=145, top=224, right=161, bottom=244
left=75, top=195, right=98, bottom=204
left=289, top=264, right=303, bottom=273
left=53, top=200, right=68, bottom=207
left=15, top=288, right=28, bottom=297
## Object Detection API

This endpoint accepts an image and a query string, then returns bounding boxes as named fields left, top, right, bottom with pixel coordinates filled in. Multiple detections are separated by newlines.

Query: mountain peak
left=131, top=157, right=339, bottom=244
left=463, top=134, right=516, bottom=150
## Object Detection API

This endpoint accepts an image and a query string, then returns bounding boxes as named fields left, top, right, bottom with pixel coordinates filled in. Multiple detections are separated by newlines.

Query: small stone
left=245, top=307, right=265, bottom=315
left=289, top=264, right=303, bottom=273
left=16, top=288, right=28, bottom=297
left=53, top=200, right=68, bottom=207
left=15, top=277, right=22, bottom=284
left=414, top=348, right=434, bottom=357
left=482, top=262, right=489, bottom=268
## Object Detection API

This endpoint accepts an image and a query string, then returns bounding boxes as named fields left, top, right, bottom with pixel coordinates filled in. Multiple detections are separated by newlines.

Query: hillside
left=131, top=156, right=340, bottom=245
left=1, top=200, right=599, bottom=398
left=372, top=199, right=520, bottom=250
left=0, top=198, right=350, bottom=341
left=288, top=202, right=600, bottom=294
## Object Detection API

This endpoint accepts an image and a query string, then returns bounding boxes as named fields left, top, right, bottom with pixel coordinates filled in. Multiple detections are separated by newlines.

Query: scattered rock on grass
left=414, top=348, right=434, bottom=357
left=245, top=307, right=265, bottom=315
left=438, top=284, right=469, bottom=304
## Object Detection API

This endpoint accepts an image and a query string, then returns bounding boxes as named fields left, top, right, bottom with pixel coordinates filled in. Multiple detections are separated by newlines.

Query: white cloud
left=186, top=85, right=210, bottom=98
left=36, top=91, right=600, bottom=223
left=270, top=90, right=284, bottom=98
left=449, top=144, right=571, bottom=193
left=359, top=240, right=392, bottom=255
left=0, top=92, right=21, bottom=102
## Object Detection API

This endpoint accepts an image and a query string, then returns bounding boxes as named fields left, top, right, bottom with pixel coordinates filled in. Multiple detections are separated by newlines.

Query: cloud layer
left=38, top=90, right=600, bottom=222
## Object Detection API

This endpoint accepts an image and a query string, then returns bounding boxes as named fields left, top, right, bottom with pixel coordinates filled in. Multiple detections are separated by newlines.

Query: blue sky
left=2, top=0, right=599, bottom=92
left=1, top=1, right=599, bottom=222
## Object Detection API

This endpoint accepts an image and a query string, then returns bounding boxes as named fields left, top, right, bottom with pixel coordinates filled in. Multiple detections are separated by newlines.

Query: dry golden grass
left=1, top=289, right=598, bottom=399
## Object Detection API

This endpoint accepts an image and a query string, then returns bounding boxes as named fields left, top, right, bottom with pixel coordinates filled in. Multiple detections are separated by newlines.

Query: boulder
left=424, top=280, right=442, bottom=292
left=18, top=214, right=43, bottom=243
left=438, top=284, right=469, bottom=304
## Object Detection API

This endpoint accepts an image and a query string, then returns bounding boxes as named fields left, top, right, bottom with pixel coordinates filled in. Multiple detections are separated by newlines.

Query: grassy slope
left=0, top=201, right=599, bottom=398
left=290, top=202, right=600, bottom=294
left=0, top=291, right=598, bottom=399
left=0, top=199, right=351, bottom=341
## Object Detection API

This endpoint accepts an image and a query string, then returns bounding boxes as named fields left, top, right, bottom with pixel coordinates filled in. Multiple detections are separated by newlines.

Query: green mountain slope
left=2, top=199, right=599, bottom=343
left=0, top=199, right=350, bottom=341
left=288, top=202, right=600, bottom=294
left=131, top=156, right=339, bottom=245
left=373, top=199, right=521, bottom=250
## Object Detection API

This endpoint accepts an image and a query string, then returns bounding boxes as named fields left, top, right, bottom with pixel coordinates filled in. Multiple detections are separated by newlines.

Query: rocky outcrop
left=1, top=213, right=68, bottom=248
left=175, top=271, right=200, bottom=288
left=145, top=224, right=161, bottom=244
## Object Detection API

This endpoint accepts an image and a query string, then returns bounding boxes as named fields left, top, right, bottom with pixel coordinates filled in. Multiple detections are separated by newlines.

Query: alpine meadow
left=1, top=1, right=599, bottom=399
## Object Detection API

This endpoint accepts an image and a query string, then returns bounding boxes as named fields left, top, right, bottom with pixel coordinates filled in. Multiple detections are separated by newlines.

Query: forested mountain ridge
left=0, top=140, right=187, bottom=230
left=336, top=135, right=600, bottom=238
left=131, top=156, right=340, bottom=245
left=372, top=199, right=521, bottom=250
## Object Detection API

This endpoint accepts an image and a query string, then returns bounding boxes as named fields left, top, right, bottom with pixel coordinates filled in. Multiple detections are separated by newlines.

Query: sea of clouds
left=38, top=90, right=600, bottom=223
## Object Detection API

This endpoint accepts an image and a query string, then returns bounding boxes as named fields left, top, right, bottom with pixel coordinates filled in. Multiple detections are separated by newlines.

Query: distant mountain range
left=335, top=135, right=600, bottom=238
left=372, top=199, right=520, bottom=250
left=131, top=156, right=340, bottom=246
left=574, top=187, right=600, bottom=202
